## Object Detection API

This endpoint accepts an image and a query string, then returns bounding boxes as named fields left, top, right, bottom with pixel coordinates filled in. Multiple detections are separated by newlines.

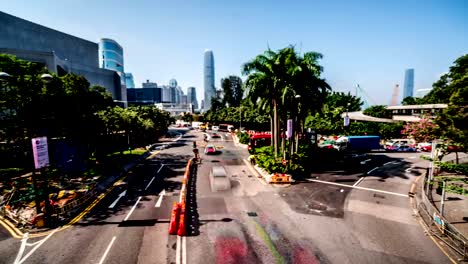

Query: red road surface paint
left=294, top=245, right=320, bottom=264
left=215, top=237, right=248, bottom=264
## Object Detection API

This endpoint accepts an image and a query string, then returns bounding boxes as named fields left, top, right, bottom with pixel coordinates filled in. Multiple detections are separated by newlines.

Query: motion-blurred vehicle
left=209, top=166, right=231, bottom=191
left=387, top=144, right=417, bottom=152
left=212, top=125, right=219, bottom=131
left=204, top=145, right=217, bottom=155
left=211, top=133, right=221, bottom=138
left=385, top=138, right=416, bottom=148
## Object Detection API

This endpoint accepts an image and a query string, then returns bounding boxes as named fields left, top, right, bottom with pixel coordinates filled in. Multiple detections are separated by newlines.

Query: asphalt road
left=0, top=128, right=456, bottom=264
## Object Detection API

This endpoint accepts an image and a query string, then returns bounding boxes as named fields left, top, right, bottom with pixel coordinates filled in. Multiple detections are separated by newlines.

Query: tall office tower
left=125, top=73, right=135, bottom=88
left=204, top=50, right=215, bottom=111
left=403, top=69, right=414, bottom=99
left=187, top=87, right=199, bottom=109
left=99, top=38, right=127, bottom=104
left=161, top=85, right=172, bottom=103
left=99, top=38, right=125, bottom=83
left=142, top=80, right=157, bottom=88
left=200, top=99, right=204, bottom=111
left=181, top=95, right=188, bottom=104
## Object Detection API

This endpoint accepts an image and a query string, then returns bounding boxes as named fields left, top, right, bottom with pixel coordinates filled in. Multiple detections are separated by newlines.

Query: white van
left=209, top=166, right=231, bottom=191
left=385, top=138, right=416, bottom=147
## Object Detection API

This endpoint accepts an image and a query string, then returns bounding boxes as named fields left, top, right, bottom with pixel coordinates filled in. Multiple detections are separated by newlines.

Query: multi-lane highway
left=0, top=128, right=454, bottom=263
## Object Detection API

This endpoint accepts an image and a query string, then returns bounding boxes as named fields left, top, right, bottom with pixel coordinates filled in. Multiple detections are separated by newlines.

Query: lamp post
left=294, top=95, right=301, bottom=153
left=239, top=106, right=242, bottom=131
left=344, top=103, right=350, bottom=135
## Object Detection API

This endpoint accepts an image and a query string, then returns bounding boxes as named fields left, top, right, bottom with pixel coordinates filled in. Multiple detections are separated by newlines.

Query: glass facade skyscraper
left=403, top=69, right=414, bottom=99
left=187, top=87, right=198, bottom=109
left=204, top=50, right=215, bottom=111
left=99, top=38, right=125, bottom=85
left=125, top=73, right=135, bottom=88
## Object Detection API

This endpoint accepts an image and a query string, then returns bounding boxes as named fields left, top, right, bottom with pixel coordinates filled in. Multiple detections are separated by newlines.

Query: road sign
left=32, top=137, right=49, bottom=169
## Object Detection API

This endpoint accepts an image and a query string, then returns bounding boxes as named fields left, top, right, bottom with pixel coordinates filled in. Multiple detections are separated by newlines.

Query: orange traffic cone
left=168, top=202, right=180, bottom=235
left=177, top=203, right=187, bottom=236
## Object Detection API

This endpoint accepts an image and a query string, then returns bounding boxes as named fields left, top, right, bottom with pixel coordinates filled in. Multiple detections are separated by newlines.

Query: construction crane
left=391, top=84, right=399, bottom=106
left=355, top=84, right=374, bottom=109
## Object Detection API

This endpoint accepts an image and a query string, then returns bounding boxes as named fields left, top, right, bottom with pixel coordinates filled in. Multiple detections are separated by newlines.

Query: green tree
left=305, top=91, right=362, bottom=135
left=221, top=75, right=243, bottom=107
left=243, top=46, right=330, bottom=156
left=363, top=105, right=391, bottom=118
left=434, top=54, right=468, bottom=149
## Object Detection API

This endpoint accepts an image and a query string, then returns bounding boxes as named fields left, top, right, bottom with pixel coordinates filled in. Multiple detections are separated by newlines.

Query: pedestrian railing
left=420, top=171, right=468, bottom=260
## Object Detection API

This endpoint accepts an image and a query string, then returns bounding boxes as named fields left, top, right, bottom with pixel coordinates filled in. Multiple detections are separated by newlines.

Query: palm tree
left=243, top=49, right=283, bottom=156
left=243, top=46, right=331, bottom=156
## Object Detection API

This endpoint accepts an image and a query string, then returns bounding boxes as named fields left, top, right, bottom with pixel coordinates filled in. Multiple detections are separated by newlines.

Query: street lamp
left=294, top=95, right=301, bottom=153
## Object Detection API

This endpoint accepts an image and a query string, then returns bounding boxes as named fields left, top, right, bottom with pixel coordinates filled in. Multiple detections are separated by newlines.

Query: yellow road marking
left=0, top=216, right=22, bottom=239
left=25, top=150, right=161, bottom=238
left=253, top=221, right=285, bottom=264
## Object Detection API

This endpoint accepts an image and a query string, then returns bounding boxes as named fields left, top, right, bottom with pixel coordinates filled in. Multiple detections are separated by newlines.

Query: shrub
left=236, top=132, right=250, bottom=144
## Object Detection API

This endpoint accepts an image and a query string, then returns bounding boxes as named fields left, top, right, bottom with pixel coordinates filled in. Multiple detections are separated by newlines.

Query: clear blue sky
left=2, top=0, right=467, bottom=105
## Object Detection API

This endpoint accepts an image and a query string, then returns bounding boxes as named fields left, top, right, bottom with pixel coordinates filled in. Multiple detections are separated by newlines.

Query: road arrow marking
left=155, top=189, right=166, bottom=207
left=109, top=190, right=126, bottom=208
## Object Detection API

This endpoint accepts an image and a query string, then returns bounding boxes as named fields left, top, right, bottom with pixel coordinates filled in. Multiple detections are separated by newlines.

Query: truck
left=191, top=121, right=204, bottom=129
left=334, top=136, right=381, bottom=152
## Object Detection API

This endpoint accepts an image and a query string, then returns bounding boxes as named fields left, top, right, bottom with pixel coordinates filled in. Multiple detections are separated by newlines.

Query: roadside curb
left=242, top=159, right=267, bottom=185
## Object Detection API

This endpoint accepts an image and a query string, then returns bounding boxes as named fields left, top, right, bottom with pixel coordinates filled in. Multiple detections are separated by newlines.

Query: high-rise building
left=125, top=73, right=135, bottom=88
left=200, top=99, right=205, bottom=111
left=0, top=11, right=123, bottom=102
left=187, top=87, right=198, bottom=109
left=403, top=69, right=414, bottom=99
left=142, top=80, right=157, bottom=88
left=99, top=38, right=125, bottom=84
left=161, top=85, right=171, bottom=103
left=204, top=50, right=215, bottom=111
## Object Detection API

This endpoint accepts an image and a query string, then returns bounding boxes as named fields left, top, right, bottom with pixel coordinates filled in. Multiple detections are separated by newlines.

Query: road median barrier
left=177, top=202, right=187, bottom=236
left=268, top=173, right=292, bottom=184
left=169, top=202, right=181, bottom=235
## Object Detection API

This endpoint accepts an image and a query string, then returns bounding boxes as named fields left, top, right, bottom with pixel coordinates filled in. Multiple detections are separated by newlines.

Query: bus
left=218, top=124, right=234, bottom=132
left=248, top=133, right=272, bottom=153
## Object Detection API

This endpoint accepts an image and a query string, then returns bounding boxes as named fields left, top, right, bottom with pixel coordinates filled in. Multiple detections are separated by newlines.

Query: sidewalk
left=430, top=179, right=468, bottom=238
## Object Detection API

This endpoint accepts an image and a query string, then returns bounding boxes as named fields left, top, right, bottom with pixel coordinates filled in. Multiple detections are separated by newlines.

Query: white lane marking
left=408, top=156, right=416, bottom=159
left=124, top=196, right=141, bottom=221
left=353, top=177, right=365, bottom=187
left=176, top=235, right=181, bottom=264
left=155, top=189, right=166, bottom=207
left=306, top=179, right=408, bottom=197
left=383, top=161, right=393, bottom=166
left=98, top=236, right=117, bottom=264
left=109, top=190, right=127, bottom=208
left=16, top=229, right=58, bottom=264
left=172, top=132, right=183, bottom=141
left=182, top=236, right=187, bottom=264
left=367, top=167, right=379, bottom=175
left=13, top=233, right=28, bottom=264
left=405, top=167, right=412, bottom=172
left=144, top=177, right=155, bottom=191
left=157, top=164, right=165, bottom=173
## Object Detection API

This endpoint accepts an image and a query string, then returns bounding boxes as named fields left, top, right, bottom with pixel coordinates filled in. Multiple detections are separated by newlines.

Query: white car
left=212, top=126, right=219, bottom=131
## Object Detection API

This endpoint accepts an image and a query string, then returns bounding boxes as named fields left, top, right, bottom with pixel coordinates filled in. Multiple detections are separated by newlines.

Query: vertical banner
left=286, top=119, right=293, bottom=139
left=344, top=116, right=350, bottom=127
left=32, top=137, right=49, bottom=169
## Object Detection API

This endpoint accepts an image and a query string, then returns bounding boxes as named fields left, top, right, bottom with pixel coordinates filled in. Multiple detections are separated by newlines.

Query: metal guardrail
left=420, top=171, right=468, bottom=260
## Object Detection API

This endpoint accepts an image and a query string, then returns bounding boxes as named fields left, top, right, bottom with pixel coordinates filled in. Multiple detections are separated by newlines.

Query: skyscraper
left=403, top=69, right=414, bottom=99
left=187, top=87, right=198, bottom=109
left=99, top=38, right=125, bottom=83
left=204, top=50, right=215, bottom=111
left=125, top=73, right=135, bottom=88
